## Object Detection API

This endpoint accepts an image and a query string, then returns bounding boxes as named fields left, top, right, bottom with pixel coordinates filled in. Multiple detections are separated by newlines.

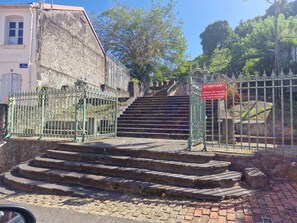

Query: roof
left=0, top=3, right=84, bottom=11
left=0, top=2, right=106, bottom=56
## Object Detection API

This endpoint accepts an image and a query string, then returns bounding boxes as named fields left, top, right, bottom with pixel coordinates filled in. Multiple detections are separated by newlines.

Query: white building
left=0, top=3, right=131, bottom=104
left=0, top=3, right=36, bottom=103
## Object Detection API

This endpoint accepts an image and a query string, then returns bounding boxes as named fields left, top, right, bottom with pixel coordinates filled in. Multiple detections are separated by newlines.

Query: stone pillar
left=0, top=104, right=8, bottom=139
left=128, top=81, right=143, bottom=97
left=221, top=118, right=236, bottom=144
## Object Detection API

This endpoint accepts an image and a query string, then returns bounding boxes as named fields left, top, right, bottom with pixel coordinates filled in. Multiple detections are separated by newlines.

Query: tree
left=91, top=0, right=187, bottom=82
left=208, top=48, right=232, bottom=74
left=200, top=21, right=235, bottom=55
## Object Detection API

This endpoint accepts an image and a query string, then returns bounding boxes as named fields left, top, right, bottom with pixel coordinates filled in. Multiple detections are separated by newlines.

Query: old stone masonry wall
left=35, top=10, right=106, bottom=89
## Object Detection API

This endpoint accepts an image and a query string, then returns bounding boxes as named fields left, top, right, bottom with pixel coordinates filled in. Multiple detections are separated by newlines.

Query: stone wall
left=35, top=10, right=106, bottom=89
left=215, top=152, right=297, bottom=181
left=0, top=138, right=65, bottom=173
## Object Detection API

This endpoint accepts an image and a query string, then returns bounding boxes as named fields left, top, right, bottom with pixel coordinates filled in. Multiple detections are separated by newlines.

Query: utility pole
left=274, top=0, right=280, bottom=74
left=267, top=0, right=282, bottom=74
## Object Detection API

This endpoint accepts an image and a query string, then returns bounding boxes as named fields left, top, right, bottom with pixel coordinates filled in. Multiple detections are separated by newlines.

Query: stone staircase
left=2, top=142, right=252, bottom=200
left=117, top=96, right=189, bottom=139
left=117, top=96, right=219, bottom=140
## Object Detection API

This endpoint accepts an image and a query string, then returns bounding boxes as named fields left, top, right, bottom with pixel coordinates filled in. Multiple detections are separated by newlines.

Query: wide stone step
left=118, top=116, right=189, bottom=122
left=117, top=131, right=189, bottom=140
left=118, top=113, right=189, bottom=118
left=132, top=101, right=189, bottom=107
left=128, top=104, right=189, bottom=109
left=7, top=164, right=252, bottom=201
left=117, top=123, right=189, bottom=129
left=136, top=97, right=189, bottom=102
left=32, top=156, right=242, bottom=188
left=46, top=150, right=230, bottom=175
left=124, top=109, right=189, bottom=114
left=58, top=143, right=214, bottom=164
left=3, top=171, right=111, bottom=197
left=117, top=127, right=189, bottom=134
left=117, top=119, right=189, bottom=125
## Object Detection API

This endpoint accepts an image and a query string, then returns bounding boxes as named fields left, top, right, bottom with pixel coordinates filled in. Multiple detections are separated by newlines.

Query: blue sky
left=1, top=0, right=274, bottom=59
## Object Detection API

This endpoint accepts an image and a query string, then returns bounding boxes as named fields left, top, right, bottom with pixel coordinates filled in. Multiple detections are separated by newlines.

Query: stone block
left=244, top=167, right=268, bottom=188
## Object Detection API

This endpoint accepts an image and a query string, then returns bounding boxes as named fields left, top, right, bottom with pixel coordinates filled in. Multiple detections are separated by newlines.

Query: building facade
left=0, top=3, right=130, bottom=104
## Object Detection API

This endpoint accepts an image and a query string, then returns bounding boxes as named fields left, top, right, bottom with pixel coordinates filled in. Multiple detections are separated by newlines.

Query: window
left=5, top=16, right=24, bottom=45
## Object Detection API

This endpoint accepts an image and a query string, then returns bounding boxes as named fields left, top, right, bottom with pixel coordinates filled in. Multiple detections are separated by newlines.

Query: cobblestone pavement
left=0, top=192, right=191, bottom=223
left=0, top=179, right=296, bottom=223
left=184, top=180, right=297, bottom=223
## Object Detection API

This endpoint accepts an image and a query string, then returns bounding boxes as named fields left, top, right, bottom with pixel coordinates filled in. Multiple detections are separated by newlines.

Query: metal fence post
left=188, top=75, right=193, bottom=151
left=115, top=95, right=118, bottom=137
left=81, top=87, right=87, bottom=142
left=38, top=91, right=45, bottom=140
left=74, top=90, right=79, bottom=142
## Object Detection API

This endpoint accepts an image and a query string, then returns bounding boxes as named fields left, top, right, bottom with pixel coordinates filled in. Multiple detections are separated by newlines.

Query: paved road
left=0, top=199, right=146, bottom=223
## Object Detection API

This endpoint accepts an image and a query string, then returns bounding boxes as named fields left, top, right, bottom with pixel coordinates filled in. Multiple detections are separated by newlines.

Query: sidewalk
left=184, top=180, right=297, bottom=223
left=0, top=179, right=296, bottom=223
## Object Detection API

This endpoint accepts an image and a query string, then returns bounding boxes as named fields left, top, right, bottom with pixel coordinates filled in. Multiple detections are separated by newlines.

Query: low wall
left=215, top=152, right=297, bottom=181
left=0, top=138, right=67, bottom=173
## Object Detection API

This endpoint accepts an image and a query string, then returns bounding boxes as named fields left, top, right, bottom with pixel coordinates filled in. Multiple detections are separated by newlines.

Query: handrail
left=166, top=76, right=188, bottom=96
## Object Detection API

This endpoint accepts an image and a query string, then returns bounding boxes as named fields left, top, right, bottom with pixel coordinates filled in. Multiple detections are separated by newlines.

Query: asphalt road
left=0, top=199, right=146, bottom=223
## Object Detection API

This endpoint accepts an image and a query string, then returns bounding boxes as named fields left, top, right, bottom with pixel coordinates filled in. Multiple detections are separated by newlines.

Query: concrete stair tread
left=33, top=156, right=242, bottom=188
left=58, top=143, right=215, bottom=163
left=119, top=113, right=189, bottom=117
left=117, top=123, right=189, bottom=128
left=117, top=127, right=189, bottom=131
left=117, top=132, right=188, bottom=140
left=4, top=171, right=109, bottom=197
left=46, top=149, right=231, bottom=175
left=11, top=163, right=252, bottom=201
left=46, top=149, right=230, bottom=169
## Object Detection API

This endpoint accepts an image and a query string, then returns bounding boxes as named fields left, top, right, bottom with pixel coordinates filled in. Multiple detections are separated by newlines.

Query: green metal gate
left=188, top=67, right=207, bottom=151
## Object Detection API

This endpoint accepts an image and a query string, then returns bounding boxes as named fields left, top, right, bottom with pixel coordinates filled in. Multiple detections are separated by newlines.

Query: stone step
left=32, top=157, right=242, bottom=188
left=118, top=113, right=189, bottom=118
left=46, top=149, right=231, bottom=175
left=124, top=109, right=216, bottom=118
left=117, top=123, right=189, bottom=129
left=128, top=104, right=189, bottom=108
left=136, top=97, right=189, bottom=102
left=117, top=126, right=218, bottom=135
left=118, top=120, right=216, bottom=127
left=117, top=127, right=189, bottom=134
left=58, top=143, right=215, bottom=164
left=124, top=109, right=189, bottom=114
left=3, top=171, right=106, bottom=197
left=117, top=119, right=189, bottom=125
left=132, top=103, right=189, bottom=107
left=118, top=116, right=188, bottom=121
left=7, top=164, right=252, bottom=201
left=117, top=131, right=188, bottom=140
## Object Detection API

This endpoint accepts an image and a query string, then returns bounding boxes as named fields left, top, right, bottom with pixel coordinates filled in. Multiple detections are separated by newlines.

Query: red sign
left=201, top=82, right=227, bottom=100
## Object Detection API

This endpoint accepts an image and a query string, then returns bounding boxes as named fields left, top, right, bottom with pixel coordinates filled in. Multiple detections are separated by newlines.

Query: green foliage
left=198, top=5, right=297, bottom=74
left=208, top=48, right=232, bottom=73
left=172, top=59, right=194, bottom=78
left=200, top=21, right=236, bottom=55
left=91, top=0, right=187, bottom=81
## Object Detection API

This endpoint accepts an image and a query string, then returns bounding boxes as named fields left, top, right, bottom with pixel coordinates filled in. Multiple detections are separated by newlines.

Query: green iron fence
left=5, top=86, right=118, bottom=142
left=188, top=75, right=206, bottom=151
left=189, top=69, right=297, bottom=151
